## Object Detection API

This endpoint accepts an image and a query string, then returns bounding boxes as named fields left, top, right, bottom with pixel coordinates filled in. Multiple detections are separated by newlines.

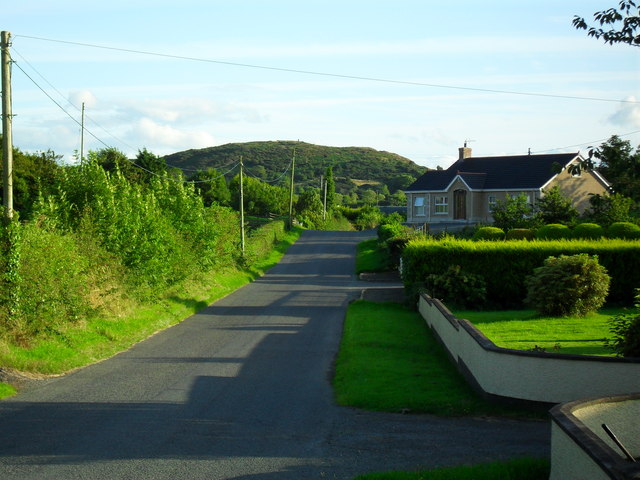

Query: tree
left=491, top=193, right=539, bottom=231
left=135, top=148, right=167, bottom=181
left=189, top=168, right=231, bottom=206
left=583, top=193, right=635, bottom=226
left=537, top=186, right=578, bottom=225
left=573, top=1, right=640, bottom=46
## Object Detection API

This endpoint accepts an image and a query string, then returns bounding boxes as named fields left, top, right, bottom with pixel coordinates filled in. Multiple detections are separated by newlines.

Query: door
left=454, top=189, right=467, bottom=220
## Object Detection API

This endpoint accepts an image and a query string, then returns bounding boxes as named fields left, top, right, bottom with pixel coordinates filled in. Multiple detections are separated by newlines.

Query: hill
left=162, top=141, right=427, bottom=195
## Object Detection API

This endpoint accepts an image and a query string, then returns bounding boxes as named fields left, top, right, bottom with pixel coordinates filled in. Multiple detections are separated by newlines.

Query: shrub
left=606, top=291, right=640, bottom=357
left=525, top=254, right=610, bottom=317
left=573, top=223, right=604, bottom=240
left=535, top=224, right=571, bottom=240
left=473, top=226, right=505, bottom=241
left=506, top=228, right=535, bottom=240
left=607, top=222, right=640, bottom=239
left=377, top=223, right=405, bottom=244
left=424, top=265, right=487, bottom=309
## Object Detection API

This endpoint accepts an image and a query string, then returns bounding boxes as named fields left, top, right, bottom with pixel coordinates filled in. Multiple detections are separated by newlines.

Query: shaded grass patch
left=356, top=238, right=391, bottom=274
left=333, top=300, right=542, bottom=418
left=352, top=457, right=550, bottom=480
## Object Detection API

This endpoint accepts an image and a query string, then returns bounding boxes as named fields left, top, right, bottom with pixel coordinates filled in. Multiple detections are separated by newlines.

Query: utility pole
left=1, top=31, right=13, bottom=222
left=239, top=156, right=245, bottom=256
left=323, top=176, right=327, bottom=221
left=80, top=102, right=85, bottom=162
left=288, top=147, right=296, bottom=229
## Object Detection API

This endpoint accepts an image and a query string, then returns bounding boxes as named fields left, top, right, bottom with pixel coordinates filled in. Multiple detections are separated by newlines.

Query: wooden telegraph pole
left=239, top=156, right=245, bottom=256
left=288, top=147, right=296, bottom=229
left=1, top=31, right=13, bottom=222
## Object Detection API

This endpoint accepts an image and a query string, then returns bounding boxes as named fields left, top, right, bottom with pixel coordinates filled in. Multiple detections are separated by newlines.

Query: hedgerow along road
left=0, top=230, right=549, bottom=479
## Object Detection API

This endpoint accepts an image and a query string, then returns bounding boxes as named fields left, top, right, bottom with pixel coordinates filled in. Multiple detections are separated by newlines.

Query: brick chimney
left=458, top=144, right=472, bottom=161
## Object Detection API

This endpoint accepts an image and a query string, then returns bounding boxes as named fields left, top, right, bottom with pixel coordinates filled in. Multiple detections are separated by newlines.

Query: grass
left=356, top=238, right=391, bottom=273
left=352, top=457, right=550, bottom=480
left=0, top=382, right=16, bottom=400
left=452, top=308, right=628, bottom=356
left=333, top=300, right=543, bottom=418
left=0, top=227, right=302, bottom=376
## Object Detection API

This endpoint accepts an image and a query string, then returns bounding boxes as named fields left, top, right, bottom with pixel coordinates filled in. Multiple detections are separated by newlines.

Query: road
left=0, top=230, right=549, bottom=479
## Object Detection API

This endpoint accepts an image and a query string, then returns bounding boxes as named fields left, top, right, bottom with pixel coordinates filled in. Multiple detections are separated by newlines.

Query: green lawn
left=452, top=308, right=628, bottom=356
left=353, top=457, right=550, bottom=480
left=333, top=300, right=543, bottom=418
left=356, top=238, right=391, bottom=273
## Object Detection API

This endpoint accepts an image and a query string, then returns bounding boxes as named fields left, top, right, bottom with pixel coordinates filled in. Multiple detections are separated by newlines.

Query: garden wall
left=418, top=294, right=640, bottom=404
left=550, top=394, right=640, bottom=480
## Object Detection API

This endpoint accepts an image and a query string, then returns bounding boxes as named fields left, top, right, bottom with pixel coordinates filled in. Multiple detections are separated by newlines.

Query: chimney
left=458, top=143, right=472, bottom=161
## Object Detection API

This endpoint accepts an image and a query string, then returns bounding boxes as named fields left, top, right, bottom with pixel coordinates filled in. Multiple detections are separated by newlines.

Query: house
left=405, top=145, right=610, bottom=226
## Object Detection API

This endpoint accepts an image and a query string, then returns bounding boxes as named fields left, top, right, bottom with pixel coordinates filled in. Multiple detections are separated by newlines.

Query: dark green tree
left=189, top=168, right=231, bottom=206
left=89, top=147, right=140, bottom=183
left=573, top=1, right=640, bottom=46
left=491, top=193, right=539, bottom=231
left=135, top=148, right=167, bottom=181
left=537, top=186, right=579, bottom=225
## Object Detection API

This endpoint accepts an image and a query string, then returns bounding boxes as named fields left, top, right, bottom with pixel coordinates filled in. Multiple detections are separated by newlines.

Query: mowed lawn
left=452, top=308, right=629, bottom=356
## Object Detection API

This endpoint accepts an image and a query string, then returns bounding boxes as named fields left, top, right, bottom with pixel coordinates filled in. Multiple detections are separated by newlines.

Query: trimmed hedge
left=473, top=226, right=505, bottom=241
left=535, top=223, right=571, bottom=240
left=607, top=222, right=640, bottom=239
left=506, top=228, right=535, bottom=240
left=572, top=223, right=604, bottom=240
left=402, top=238, right=640, bottom=308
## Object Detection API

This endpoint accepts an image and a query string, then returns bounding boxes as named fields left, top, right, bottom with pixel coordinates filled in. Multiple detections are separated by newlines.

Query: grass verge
left=333, top=300, right=543, bottom=418
left=356, top=238, right=390, bottom=274
left=453, top=308, right=628, bottom=356
left=352, top=457, right=550, bottom=480
left=0, top=383, right=17, bottom=400
left=0, top=227, right=302, bottom=376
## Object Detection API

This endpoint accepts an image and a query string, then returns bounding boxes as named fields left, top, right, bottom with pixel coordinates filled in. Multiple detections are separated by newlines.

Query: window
left=488, top=195, right=497, bottom=212
left=434, top=196, right=448, bottom=214
left=413, top=196, right=425, bottom=216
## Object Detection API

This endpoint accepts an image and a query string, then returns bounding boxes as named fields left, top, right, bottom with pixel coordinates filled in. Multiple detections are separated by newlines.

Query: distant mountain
left=162, top=141, right=427, bottom=194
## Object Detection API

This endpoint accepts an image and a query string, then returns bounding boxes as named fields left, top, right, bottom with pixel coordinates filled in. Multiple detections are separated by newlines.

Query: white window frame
left=434, top=195, right=448, bottom=214
left=488, top=195, right=497, bottom=212
left=413, top=196, right=426, bottom=217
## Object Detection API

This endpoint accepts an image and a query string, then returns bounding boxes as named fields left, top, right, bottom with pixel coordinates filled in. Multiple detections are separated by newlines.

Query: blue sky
left=4, top=1, right=640, bottom=169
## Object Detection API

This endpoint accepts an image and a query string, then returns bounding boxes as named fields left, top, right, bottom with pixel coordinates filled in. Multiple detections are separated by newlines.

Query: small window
left=414, top=197, right=425, bottom=216
left=488, top=195, right=497, bottom=212
left=435, top=196, right=448, bottom=214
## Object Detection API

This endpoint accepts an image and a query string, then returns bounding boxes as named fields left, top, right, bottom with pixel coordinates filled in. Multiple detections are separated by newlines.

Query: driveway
left=0, top=230, right=549, bottom=479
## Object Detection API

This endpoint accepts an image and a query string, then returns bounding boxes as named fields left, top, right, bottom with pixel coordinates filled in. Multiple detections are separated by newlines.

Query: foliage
left=425, top=265, right=487, bottom=309
left=161, top=140, right=426, bottom=200
left=356, top=238, right=392, bottom=273
left=473, top=226, right=505, bottom=241
left=607, top=221, right=640, bottom=239
left=535, top=223, right=572, bottom=239
left=606, top=291, right=640, bottom=357
left=525, top=254, right=610, bottom=317
left=537, top=186, right=578, bottom=225
left=295, top=188, right=324, bottom=228
left=491, top=193, right=539, bottom=231
left=505, top=228, right=535, bottom=240
left=135, top=148, right=167, bottom=182
left=324, top=166, right=336, bottom=210
left=593, top=135, right=640, bottom=201
left=583, top=193, right=635, bottom=226
left=377, top=222, right=406, bottom=244
left=572, top=222, right=605, bottom=239
left=354, top=206, right=384, bottom=230
left=189, top=167, right=231, bottom=206
left=573, top=1, right=640, bottom=46
left=401, top=237, right=640, bottom=308
left=229, top=174, right=289, bottom=217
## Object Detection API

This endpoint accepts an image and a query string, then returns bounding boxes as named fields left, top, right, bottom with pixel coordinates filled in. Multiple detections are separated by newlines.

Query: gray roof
left=406, top=152, right=580, bottom=192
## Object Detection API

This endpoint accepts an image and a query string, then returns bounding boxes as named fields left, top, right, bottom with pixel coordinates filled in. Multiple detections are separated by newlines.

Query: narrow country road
left=0, top=230, right=549, bottom=479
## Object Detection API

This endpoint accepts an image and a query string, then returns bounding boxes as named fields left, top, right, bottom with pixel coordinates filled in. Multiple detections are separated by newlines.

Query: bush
left=473, top=226, right=505, bottom=241
left=377, top=223, right=405, bottom=244
left=424, top=265, right=487, bottom=309
left=573, top=223, right=604, bottom=240
left=607, top=222, right=640, bottom=239
left=506, top=228, right=535, bottom=240
left=606, top=291, right=640, bottom=357
left=535, top=224, right=571, bottom=240
left=525, top=254, right=610, bottom=317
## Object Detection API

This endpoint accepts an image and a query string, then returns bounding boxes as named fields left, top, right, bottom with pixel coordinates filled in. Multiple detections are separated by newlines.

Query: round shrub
left=377, top=222, right=405, bottom=244
left=535, top=224, right=571, bottom=240
left=473, top=226, right=505, bottom=241
left=607, top=222, right=640, bottom=239
left=506, top=228, right=535, bottom=241
left=425, top=264, right=487, bottom=308
left=525, top=254, right=610, bottom=317
left=572, top=223, right=604, bottom=240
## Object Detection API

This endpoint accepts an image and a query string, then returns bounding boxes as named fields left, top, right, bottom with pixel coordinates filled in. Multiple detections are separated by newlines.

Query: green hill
left=162, top=141, right=427, bottom=195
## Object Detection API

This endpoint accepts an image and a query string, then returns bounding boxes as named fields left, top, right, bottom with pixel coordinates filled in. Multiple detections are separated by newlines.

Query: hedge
left=402, top=238, right=640, bottom=308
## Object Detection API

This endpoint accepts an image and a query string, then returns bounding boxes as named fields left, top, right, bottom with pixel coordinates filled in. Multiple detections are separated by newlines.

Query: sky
left=3, top=1, right=640, bottom=169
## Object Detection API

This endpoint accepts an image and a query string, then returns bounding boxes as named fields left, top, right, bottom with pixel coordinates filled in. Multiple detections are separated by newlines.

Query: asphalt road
left=0, top=230, right=549, bottom=479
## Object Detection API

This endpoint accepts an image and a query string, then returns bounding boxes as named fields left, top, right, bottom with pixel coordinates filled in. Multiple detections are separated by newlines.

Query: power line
left=14, top=34, right=639, bottom=105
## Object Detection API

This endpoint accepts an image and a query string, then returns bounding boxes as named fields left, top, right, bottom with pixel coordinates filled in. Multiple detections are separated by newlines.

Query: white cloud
left=68, top=90, right=98, bottom=109
left=129, top=118, right=215, bottom=153
left=609, top=96, right=640, bottom=128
